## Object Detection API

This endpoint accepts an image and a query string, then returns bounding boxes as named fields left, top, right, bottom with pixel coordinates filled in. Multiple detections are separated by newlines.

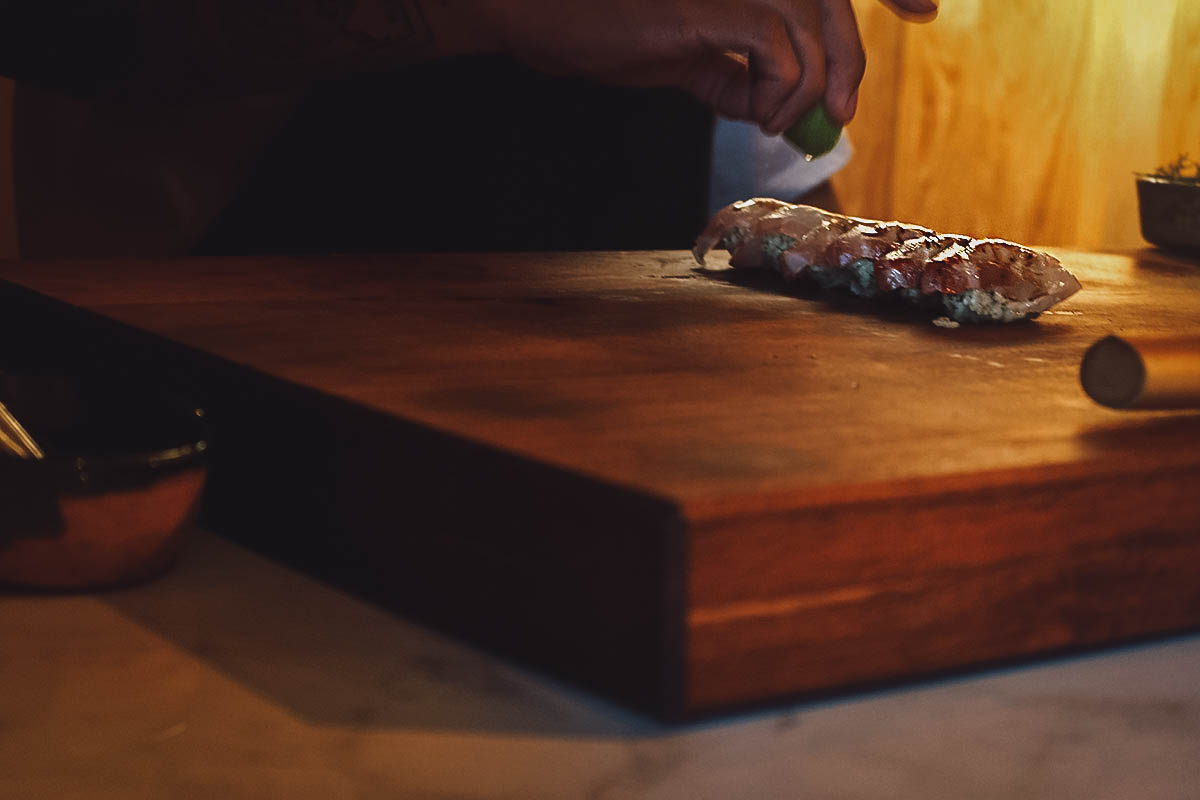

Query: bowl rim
left=53, top=436, right=210, bottom=494
left=1135, top=172, right=1200, bottom=187
left=2, top=427, right=211, bottom=494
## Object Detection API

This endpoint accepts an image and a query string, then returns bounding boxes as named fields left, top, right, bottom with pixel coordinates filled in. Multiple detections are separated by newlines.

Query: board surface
left=3, top=248, right=1199, bottom=716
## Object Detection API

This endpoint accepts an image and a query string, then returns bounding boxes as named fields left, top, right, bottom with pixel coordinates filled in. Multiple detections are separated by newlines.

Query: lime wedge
left=783, top=104, right=843, bottom=159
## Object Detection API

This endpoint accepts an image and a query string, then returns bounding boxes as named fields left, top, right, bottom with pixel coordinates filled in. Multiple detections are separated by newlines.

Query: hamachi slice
left=694, top=199, right=1081, bottom=323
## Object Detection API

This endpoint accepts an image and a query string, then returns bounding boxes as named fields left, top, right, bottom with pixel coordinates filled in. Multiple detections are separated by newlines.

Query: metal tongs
left=0, top=401, right=44, bottom=460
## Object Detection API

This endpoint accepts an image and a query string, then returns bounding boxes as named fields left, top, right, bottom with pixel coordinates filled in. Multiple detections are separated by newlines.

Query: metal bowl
left=1136, top=175, right=1200, bottom=255
left=0, top=370, right=209, bottom=590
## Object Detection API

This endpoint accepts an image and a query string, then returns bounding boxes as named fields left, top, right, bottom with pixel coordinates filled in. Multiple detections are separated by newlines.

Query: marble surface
left=2, top=529, right=1198, bottom=800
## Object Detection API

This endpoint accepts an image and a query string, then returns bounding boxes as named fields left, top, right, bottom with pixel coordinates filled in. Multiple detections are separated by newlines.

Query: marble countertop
left=2, top=529, right=1198, bottom=800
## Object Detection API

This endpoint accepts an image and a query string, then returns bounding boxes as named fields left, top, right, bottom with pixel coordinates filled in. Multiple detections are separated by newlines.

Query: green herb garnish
left=1149, top=153, right=1200, bottom=185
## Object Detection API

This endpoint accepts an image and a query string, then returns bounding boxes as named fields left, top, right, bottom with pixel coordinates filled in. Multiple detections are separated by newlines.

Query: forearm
left=14, top=82, right=305, bottom=257
left=0, top=0, right=490, bottom=99
left=1, top=0, right=940, bottom=133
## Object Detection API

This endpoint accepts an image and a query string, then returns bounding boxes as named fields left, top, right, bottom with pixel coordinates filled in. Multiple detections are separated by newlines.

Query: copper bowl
left=1136, top=175, right=1200, bottom=254
left=0, top=371, right=209, bottom=590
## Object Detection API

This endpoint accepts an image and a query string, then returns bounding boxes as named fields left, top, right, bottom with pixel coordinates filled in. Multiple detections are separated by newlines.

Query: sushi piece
left=694, top=199, right=1081, bottom=322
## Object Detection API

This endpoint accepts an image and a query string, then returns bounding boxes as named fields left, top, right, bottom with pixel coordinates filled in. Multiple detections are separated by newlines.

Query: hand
left=475, top=0, right=938, bottom=132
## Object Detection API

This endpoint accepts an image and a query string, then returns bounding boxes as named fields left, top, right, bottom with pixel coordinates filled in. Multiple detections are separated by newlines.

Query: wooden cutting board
left=3, top=247, right=1199, bottom=719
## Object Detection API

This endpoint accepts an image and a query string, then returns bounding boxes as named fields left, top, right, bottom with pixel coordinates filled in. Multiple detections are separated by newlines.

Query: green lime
left=783, top=104, right=843, bottom=159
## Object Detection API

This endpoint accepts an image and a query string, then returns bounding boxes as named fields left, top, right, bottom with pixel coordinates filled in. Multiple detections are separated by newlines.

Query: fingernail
left=845, top=88, right=859, bottom=121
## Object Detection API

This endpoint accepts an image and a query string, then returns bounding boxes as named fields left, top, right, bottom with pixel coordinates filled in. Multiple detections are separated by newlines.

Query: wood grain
left=687, top=462, right=1200, bottom=710
left=841, top=0, right=1200, bottom=251
left=1159, top=0, right=1200, bottom=160
left=1, top=247, right=1198, bottom=716
left=4, top=249, right=1195, bottom=503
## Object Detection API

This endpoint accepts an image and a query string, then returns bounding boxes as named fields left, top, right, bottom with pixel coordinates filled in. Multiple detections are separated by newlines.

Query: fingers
left=820, top=0, right=865, bottom=123
left=685, top=1, right=855, bottom=133
left=763, top=7, right=826, bottom=134
left=877, top=0, right=939, bottom=23
left=695, top=8, right=808, bottom=132
left=682, top=51, right=753, bottom=121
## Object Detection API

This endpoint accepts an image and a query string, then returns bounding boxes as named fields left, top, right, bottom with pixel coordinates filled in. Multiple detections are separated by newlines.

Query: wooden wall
left=837, top=0, right=1200, bottom=251
left=0, top=2, right=1196, bottom=256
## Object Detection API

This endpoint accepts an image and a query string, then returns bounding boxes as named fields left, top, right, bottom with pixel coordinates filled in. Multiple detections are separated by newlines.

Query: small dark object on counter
left=1136, top=160, right=1200, bottom=254
left=1081, top=332, right=1200, bottom=409
left=0, top=369, right=209, bottom=590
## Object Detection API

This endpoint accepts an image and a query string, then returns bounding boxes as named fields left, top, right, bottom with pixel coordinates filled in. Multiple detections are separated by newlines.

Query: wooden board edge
left=683, top=462, right=1200, bottom=714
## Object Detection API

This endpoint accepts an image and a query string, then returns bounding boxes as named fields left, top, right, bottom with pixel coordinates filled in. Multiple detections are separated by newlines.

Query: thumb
left=877, top=0, right=939, bottom=23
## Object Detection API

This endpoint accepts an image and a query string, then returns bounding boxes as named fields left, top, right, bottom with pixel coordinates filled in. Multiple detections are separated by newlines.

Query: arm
left=0, top=0, right=480, bottom=100
left=13, top=82, right=305, bottom=258
left=0, top=0, right=937, bottom=128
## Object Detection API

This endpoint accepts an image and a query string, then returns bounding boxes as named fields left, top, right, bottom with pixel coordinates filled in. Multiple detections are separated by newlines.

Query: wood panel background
left=838, top=0, right=1200, bottom=251
left=0, top=2, right=1197, bottom=256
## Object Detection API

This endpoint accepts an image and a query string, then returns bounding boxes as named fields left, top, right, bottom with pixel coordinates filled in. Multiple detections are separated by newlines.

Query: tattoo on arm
left=343, top=0, right=434, bottom=50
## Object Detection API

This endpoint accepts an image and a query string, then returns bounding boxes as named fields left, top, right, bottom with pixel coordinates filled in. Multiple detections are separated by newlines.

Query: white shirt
left=708, top=119, right=853, bottom=216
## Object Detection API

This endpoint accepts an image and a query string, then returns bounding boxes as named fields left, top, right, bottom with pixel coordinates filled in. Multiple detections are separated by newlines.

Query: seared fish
left=694, top=199, right=1081, bottom=322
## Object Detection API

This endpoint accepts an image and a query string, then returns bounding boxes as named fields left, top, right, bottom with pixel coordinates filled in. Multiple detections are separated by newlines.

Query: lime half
left=784, top=104, right=843, bottom=159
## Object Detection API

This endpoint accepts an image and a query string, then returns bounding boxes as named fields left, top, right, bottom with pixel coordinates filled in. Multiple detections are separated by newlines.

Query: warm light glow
left=839, top=0, right=1200, bottom=250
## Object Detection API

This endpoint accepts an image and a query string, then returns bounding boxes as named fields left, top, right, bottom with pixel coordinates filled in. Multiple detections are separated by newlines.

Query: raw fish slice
left=693, top=199, right=1082, bottom=322
left=693, top=199, right=824, bottom=266
left=727, top=205, right=835, bottom=269
left=777, top=216, right=858, bottom=279
left=873, top=235, right=971, bottom=292
left=823, top=220, right=936, bottom=268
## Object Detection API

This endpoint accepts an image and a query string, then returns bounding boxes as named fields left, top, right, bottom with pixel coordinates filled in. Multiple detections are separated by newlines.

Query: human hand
left=475, top=0, right=938, bottom=133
